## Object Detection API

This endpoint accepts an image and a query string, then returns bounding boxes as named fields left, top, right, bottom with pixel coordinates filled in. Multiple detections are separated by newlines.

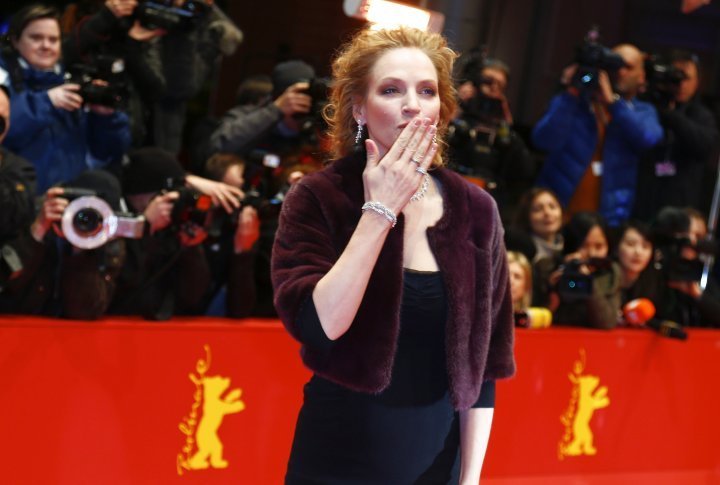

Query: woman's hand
left=362, top=116, right=438, bottom=215
left=48, top=84, right=83, bottom=112
left=185, top=174, right=244, bottom=214
left=234, top=206, right=260, bottom=254
left=31, top=187, right=68, bottom=242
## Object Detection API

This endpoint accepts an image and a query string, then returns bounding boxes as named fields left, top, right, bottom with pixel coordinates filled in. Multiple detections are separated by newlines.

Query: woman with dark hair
left=547, top=211, right=621, bottom=329
left=271, top=27, right=515, bottom=483
left=512, top=187, right=563, bottom=262
left=613, top=221, right=666, bottom=308
left=0, top=3, right=130, bottom=193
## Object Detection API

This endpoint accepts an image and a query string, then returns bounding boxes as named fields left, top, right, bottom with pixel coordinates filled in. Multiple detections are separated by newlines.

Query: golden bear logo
left=558, top=349, right=610, bottom=459
left=177, top=345, right=245, bottom=475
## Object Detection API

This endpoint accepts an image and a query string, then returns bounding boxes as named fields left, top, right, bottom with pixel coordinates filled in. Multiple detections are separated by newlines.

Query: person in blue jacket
left=0, top=4, right=130, bottom=194
left=532, top=44, right=663, bottom=227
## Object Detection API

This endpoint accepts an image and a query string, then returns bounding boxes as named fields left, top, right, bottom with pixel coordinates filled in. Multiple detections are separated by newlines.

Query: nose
left=402, top=92, right=421, bottom=116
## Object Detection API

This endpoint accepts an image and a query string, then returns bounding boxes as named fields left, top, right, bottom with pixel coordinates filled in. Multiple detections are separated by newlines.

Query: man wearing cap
left=532, top=43, right=663, bottom=226
left=208, top=59, right=314, bottom=158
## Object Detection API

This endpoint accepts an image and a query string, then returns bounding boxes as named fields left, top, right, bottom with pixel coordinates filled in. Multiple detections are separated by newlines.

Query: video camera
left=135, top=0, right=211, bottom=33
left=655, top=235, right=717, bottom=282
left=642, top=54, right=687, bottom=108
left=60, top=188, right=144, bottom=250
left=571, top=26, right=627, bottom=93
left=557, top=257, right=613, bottom=301
left=65, top=55, right=128, bottom=110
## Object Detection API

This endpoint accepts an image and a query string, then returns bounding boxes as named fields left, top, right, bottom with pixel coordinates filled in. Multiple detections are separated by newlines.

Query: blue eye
left=382, top=87, right=399, bottom=95
left=421, top=87, right=437, bottom=96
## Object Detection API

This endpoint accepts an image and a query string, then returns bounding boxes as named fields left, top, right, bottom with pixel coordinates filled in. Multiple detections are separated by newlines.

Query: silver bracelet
left=361, top=201, right=397, bottom=228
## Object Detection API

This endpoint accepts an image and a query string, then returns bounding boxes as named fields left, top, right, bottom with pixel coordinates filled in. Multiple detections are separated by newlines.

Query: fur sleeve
left=483, top=206, right=516, bottom=381
left=271, top=179, right=337, bottom=343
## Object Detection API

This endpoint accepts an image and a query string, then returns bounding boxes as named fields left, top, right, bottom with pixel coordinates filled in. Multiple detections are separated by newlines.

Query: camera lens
left=73, top=208, right=103, bottom=235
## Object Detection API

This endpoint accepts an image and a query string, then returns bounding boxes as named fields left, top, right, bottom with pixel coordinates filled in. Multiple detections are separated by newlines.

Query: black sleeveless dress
left=285, top=270, right=495, bottom=484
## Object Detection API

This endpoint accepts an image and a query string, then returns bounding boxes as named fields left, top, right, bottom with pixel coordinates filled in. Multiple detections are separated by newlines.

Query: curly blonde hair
left=324, top=27, right=458, bottom=166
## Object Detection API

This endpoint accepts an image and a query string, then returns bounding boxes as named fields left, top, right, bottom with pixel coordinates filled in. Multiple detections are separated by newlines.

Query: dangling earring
left=355, top=120, right=364, bottom=145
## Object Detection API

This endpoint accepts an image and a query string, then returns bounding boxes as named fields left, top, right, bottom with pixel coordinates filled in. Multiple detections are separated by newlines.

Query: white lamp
left=344, top=0, right=445, bottom=33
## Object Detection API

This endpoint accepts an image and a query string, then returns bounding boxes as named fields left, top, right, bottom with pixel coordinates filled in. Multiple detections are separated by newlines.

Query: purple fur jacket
left=271, top=152, right=515, bottom=410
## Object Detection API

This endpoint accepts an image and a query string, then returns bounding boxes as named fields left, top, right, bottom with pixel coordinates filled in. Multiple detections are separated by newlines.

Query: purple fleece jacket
left=271, top=152, right=515, bottom=410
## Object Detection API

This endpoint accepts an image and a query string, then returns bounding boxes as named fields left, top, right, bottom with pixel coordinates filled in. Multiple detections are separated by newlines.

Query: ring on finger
left=410, top=156, right=422, bottom=165
left=415, top=167, right=428, bottom=176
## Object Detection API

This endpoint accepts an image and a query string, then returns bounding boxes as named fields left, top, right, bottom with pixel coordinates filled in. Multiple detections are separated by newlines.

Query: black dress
left=285, top=270, right=495, bottom=484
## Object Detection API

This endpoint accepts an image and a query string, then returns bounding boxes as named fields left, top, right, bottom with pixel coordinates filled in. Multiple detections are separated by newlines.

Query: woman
left=550, top=212, right=621, bottom=329
left=0, top=4, right=130, bottom=193
left=272, top=28, right=515, bottom=483
left=508, top=250, right=532, bottom=311
left=614, top=221, right=664, bottom=307
left=513, top=187, right=564, bottom=262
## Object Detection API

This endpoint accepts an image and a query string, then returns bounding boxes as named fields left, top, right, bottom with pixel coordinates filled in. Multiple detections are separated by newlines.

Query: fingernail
left=413, top=118, right=422, bottom=126
left=428, top=125, right=437, bottom=134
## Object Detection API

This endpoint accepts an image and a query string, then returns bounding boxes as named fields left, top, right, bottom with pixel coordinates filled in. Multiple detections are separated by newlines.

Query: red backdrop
left=0, top=316, right=718, bottom=484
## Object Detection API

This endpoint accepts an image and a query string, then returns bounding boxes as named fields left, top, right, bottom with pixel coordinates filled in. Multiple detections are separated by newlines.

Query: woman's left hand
left=185, top=174, right=244, bottom=213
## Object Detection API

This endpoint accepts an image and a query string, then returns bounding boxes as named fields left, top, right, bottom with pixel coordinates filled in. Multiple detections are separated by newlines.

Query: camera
left=135, top=0, right=211, bottom=32
left=642, top=54, right=687, bottom=107
left=294, top=77, right=331, bottom=137
left=571, top=27, right=627, bottom=93
left=65, top=55, right=128, bottom=110
left=655, top=235, right=711, bottom=282
left=557, top=257, right=612, bottom=301
left=61, top=193, right=145, bottom=250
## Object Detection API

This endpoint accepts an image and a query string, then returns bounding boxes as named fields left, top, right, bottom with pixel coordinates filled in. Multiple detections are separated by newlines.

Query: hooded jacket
left=271, top=152, right=515, bottom=410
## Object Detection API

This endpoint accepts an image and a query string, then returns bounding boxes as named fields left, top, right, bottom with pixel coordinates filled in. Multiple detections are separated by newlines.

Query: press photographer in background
left=208, top=60, right=318, bottom=165
left=633, top=50, right=719, bottom=220
left=60, top=0, right=168, bottom=148
left=650, top=206, right=720, bottom=328
left=107, top=147, right=244, bottom=320
left=201, top=153, right=259, bottom=318
left=448, top=52, right=534, bottom=222
left=0, top=4, right=131, bottom=194
left=2, top=166, right=128, bottom=319
left=532, top=30, right=663, bottom=227
left=543, top=212, right=621, bottom=329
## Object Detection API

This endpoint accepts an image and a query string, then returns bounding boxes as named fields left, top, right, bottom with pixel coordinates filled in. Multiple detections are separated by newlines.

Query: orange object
left=623, top=298, right=656, bottom=325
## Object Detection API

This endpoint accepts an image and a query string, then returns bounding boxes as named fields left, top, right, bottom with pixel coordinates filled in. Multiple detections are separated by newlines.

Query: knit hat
left=271, top=60, right=315, bottom=98
left=123, top=147, right=186, bottom=195
left=66, top=169, right=122, bottom=211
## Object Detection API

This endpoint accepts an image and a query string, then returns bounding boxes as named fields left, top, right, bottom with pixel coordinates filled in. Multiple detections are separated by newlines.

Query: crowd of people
left=0, top=2, right=718, bottom=331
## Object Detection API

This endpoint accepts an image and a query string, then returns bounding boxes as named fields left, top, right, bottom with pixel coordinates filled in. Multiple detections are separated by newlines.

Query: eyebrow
left=378, top=77, right=437, bottom=85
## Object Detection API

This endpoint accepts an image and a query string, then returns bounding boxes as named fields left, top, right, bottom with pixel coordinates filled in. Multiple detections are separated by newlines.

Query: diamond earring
left=355, top=120, right=364, bottom=145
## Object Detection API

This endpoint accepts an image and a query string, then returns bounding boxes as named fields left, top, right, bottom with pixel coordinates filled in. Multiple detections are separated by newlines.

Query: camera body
left=65, top=56, right=128, bottom=110
left=557, top=257, right=612, bottom=301
left=293, top=77, right=331, bottom=136
left=61, top=194, right=145, bottom=249
left=642, top=55, right=687, bottom=107
left=136, top=0, right=211, bottom=32
left=571, top=27, right=626, bottom=93
left=655, top=236, right=706, bottom=282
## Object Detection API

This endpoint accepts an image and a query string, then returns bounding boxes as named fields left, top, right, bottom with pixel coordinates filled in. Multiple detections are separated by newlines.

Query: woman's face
left=508, top=261, right=527, bottom=307
left=617, top=227, right=652, bottom=276
left=355, top=47, right=440, bottom=158
left=13, top=18, right=61, bottom=70
left=529, top=192, right=562, bottom=240
left=579, top=225, right=608, bottom=260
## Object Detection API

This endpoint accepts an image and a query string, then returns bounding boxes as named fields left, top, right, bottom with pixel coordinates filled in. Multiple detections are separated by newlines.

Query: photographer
left=651, top=207, right=720, bottom=328
left=0, top=4, right=131, bottom=194
left=633, top=51, right=719, bottom=220
left=542, top=212, right=622, bottom=329
left=108, top=147, right=242, bottom=320
left=202, top=153, right=259, bottom=318
left=532, top=42, right=663, bottom=227
left=61, top=0, right=168, bottom=147
left=448, top=57, right=535, bottom=221
left=2, top=168, right=127, bottom=319
left=208, top=60, right=315, bottom=162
